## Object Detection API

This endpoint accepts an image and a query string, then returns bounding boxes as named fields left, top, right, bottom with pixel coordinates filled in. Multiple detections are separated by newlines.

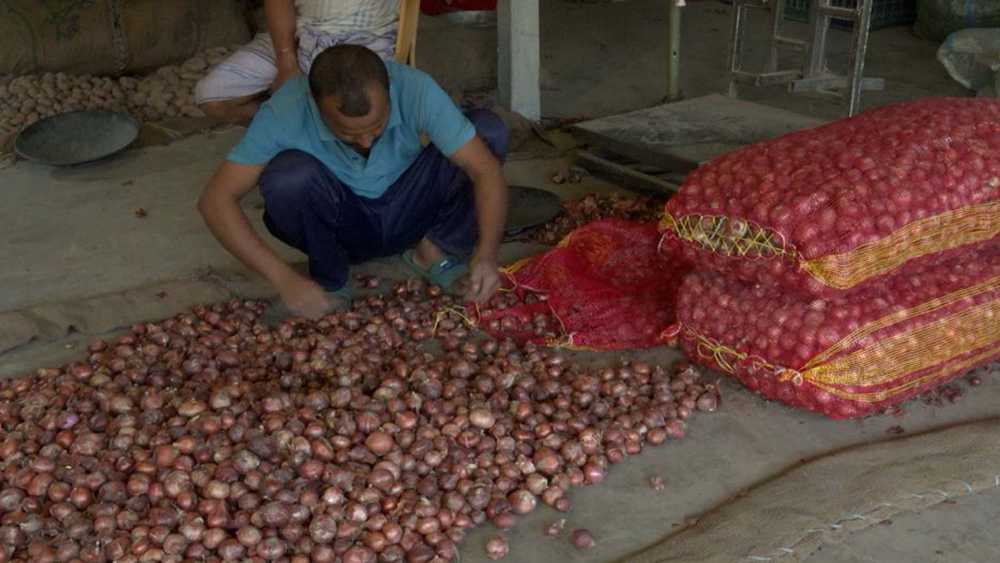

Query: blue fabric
left=228, top=61, right=476, bottom=198
left=259, top=109, right=509, bottom=291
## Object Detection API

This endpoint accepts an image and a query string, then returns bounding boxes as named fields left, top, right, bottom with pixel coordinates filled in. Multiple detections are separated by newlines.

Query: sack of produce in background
left=421, top=0, right=497, bottom=16
left=0, top=47, right=235, bottom=137
left=673, top=250, right=1000, bottom=419
left=0, top=0, right=249, bottom=77
left=659, top=97, right=1000, bottom=298
left=476, top=219, right=692, bottom=351
left=937, top=28, right=1000, bottom=97
left=915, top=0, right=1000, bottom=43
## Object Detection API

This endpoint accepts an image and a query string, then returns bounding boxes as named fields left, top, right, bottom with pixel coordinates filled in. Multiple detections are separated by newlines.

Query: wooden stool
left=395, top=0, right=420, bottom=66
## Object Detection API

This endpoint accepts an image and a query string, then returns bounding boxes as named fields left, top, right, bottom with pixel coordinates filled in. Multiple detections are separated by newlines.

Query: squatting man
left=198, top=45, right=510, bottom=319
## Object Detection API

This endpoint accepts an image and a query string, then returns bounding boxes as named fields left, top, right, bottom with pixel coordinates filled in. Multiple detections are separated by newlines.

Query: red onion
left=507, top=490, right=537, bottom=515
left=544, top=519, right=566, bottom=537
left=570, top=528, right=595, bottom=549
left=469, top=408, right=496, bottom=429
left=533, top=448, right=561, bottom=475
left=365, top=432, right=394, bottom=456
left=342, top=545, right=377, bottom=563
left=696, top=392, right=718, bottom=412
left=485, top=535, right=509, bottom=560
left=582, top=463, right=605, bottom=485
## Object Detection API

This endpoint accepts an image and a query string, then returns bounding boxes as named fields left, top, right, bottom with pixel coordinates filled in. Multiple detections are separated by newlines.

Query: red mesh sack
left=476, top=219, right=691, bottom=350
left=421, top=0, right=496, bottom=16
left=674, top=250, right=1000, bottom=419
left=660, top=97, right=1000, bottom=298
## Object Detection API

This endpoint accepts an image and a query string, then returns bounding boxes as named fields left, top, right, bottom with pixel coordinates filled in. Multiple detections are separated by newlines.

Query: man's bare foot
left=198, top=94, right=265, bottom=126
left=412, top=237, right=446, bottom=270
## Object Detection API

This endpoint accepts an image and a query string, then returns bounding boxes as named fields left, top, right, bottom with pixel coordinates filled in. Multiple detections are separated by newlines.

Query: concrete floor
left=815, top=488, right=1000, bottom=563
left=1, top=1, right=997, bottom=562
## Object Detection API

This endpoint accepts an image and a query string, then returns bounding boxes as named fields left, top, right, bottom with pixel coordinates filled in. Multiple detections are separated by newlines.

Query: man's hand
left=465, top=255, right=501, bottom=304
left=277, top=273, right=332, bottom=319
left=199, top=162, right=330, bottom=321
left=266, top=0, right=299, bottom=92
left=448, top=135, right=508, bottom=305
left=271, top=55, right=301, bottom=93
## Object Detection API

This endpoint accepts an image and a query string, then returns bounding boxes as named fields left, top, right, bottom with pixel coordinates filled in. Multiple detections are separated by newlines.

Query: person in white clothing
left=196, top=0, right=400, bottom=125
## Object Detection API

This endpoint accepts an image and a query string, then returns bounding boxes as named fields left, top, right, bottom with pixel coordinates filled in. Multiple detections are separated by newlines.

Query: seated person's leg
left=259, top=150, right=381, bottom=292
left=195, top=34, right=279, bottom=125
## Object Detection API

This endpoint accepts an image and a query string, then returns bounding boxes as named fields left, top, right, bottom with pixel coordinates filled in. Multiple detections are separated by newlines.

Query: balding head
left=308, top=44, right=389, bottom=117
left=309, top=45, right=391, bottom=152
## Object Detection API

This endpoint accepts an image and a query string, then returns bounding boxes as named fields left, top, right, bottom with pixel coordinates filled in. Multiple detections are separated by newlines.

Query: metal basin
left=14, top=110, right=140, bottom=166
left=504, top=185, right=562, bottom=238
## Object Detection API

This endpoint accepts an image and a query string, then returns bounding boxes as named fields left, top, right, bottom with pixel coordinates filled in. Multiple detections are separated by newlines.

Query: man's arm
left=265, top=0, right=300, bottom=91
left=448, top=136, right=508, bottom=304
left=198, top=161, right=331, bottom=318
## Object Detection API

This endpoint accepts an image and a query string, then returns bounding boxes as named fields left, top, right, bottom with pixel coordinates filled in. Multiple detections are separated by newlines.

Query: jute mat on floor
left=620, top=417, right=1000, bottom=563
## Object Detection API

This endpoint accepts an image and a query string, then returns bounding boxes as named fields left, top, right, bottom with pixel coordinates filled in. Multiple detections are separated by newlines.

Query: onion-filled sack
left=476, top=219, right=692, bottom=350
left=673, top=252, right=1000, bottom=418
left=660, top=97, right=1000, bottom=298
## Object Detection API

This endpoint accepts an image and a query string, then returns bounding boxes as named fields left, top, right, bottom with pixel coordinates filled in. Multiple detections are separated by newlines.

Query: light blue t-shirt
left=227, top=61, right=476, bottom=199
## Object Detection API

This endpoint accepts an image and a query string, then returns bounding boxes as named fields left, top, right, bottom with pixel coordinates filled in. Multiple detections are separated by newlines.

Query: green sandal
left=401, top=250, right=469, bottom=293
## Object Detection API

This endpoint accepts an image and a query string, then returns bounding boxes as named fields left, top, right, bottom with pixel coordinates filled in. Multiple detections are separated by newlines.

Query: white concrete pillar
left=497, top=0, right=541, bottom=121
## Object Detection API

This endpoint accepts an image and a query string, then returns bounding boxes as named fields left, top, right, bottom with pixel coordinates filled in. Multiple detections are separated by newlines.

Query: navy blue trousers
left=259, top=109, right=509, bottom=291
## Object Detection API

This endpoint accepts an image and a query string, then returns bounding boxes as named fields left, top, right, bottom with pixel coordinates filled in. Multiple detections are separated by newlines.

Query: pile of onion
left=0, top=278, right=718, bottom=561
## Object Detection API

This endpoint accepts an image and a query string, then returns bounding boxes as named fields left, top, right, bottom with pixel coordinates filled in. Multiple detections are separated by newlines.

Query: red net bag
left=476, top=219, right=692, bottom=350
left=673, top=250, right=1000, bottom=419
left=660, top=97, right=1000, bottom=298
left=421, top=0, right=496, bottom=16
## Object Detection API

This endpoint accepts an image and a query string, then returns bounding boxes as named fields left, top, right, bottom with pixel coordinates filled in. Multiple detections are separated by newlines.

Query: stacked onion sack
left=0, top=47, right=233, bottom=138
left=659, top=97, right=1000, bottom=419
left=0, top=281, right=718, bottom=562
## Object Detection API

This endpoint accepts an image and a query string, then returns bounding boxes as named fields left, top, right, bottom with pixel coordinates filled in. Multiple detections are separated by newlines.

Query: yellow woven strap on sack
left=804, top=274, right=1000, bottom=369
left=685, top=275, right=999, bottom=404
left=501, top=257, right=535, bottom=276
left=799, top=298, right=999, bottom=390
left=787, top=275, right=1000, bottom=403
left=660, top=212, right=795, bottom=259
left=805, top=347, right=998, bottom=403
left=686, top=328, right=795, bottom=380
left=664, top=199, right=1000, bottom=290
left=801, top=200, right=1000, bottom=290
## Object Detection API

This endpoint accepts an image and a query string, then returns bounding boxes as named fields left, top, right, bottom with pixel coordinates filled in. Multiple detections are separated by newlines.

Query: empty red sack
left=479, top=219, right=692, bottom=350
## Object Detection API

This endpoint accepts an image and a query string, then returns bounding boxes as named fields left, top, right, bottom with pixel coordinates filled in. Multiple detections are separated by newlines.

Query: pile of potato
left=0, top=47, right=234, bottom=136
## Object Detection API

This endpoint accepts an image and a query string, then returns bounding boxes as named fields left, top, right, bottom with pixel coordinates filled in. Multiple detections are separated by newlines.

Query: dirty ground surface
left=1, top=1, right=997, bottom=562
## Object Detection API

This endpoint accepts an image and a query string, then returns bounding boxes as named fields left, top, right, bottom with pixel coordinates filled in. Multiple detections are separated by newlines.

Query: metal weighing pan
left=504, top=185, right=562, bottom=239
left=14, top=110, right=140, bottom=167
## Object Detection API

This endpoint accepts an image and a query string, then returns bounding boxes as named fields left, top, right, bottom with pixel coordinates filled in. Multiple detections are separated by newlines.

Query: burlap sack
left=622, top=417, right=1000, bottom=562
left=0, top=0, right=250, bottom=76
